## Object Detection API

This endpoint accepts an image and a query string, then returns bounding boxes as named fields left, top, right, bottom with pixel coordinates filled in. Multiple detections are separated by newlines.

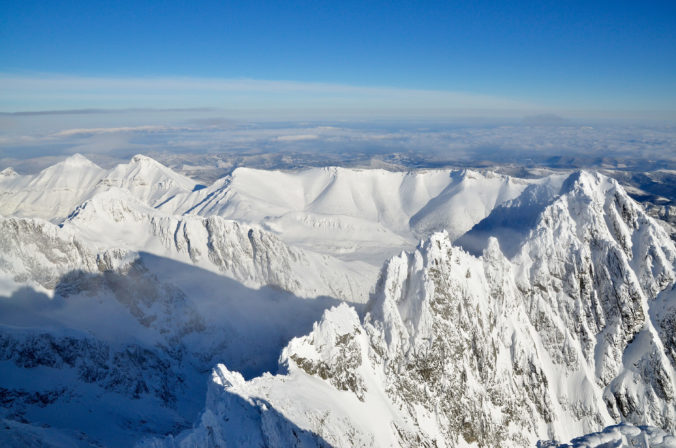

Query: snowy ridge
left=147, top=170, right=676, bottom=447
left=61, top=187, right=373, bottom=301
left=2, top=155, right=676, bottom=446
left=0, top=154, right=560, bottom=265
left=0, top=154, right=197, bottom=222
left=158, top=166, right=545, bottom=263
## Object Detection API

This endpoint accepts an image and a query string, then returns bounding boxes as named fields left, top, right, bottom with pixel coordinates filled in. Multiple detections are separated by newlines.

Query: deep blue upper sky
left=1, top=0, right=675, bottom=113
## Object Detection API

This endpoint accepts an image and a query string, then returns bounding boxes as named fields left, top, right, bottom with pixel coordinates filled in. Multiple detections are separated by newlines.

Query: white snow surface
left=1, top=154, right=675, bottom=447
left=157, top=166, right=555, bottom=264
left=0, top=154, right=106, bottom=221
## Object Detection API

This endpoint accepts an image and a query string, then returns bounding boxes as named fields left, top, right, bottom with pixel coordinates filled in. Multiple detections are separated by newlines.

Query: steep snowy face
left=0, top=154, right=106, bottom=221
left=0, top=219, right=208, bottom=446
left=514, top=171, right=676, bottom=429
left=359, top=235, right=560, bottom=445
left=360, top=204, right=673, bottom=445
left=408, top=169, right=530, bottom=239
left=0, top=215, right=130, bottom=296
left=456, top=174, right=567, bottom=257
left=369, top=172, right=676, bottom=442
left=153, top=171, right=676, bottom=448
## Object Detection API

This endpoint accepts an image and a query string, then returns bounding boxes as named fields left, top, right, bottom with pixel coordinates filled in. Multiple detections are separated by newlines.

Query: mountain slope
left=0, top=215, right=357, bottom=446
left=61, top=187, right=374, bottom=301
left=159, top=166, right=544, bottom=264
left=147, top=171, right=676, bottom=447
left=0, top=155, right=565, bottom=267
left=97, top=154, right=199, bottom=208
left=2, top=159, right=675, bottom=447
left=0, top=154, right=106, bottom=221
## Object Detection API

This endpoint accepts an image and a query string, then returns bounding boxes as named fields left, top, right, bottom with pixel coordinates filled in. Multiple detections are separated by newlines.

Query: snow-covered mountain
left=1, top=154, right=675, bottom=447
left=143, top=172, right=676, bottom=448
left=157, top=165, right=558, bottom=264
left=0, top=154, right=106, bottom=221
left=97, top=154, right=200, bottom=208
left=1, top=155, right=551, bottom=264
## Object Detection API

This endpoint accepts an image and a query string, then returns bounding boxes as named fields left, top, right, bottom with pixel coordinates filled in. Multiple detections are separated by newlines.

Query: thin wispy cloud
left=53, top=125, right=173, bottom=137
left=0, top=74, right=536, bottom=117
left=276, top=134, right=319, bottom=142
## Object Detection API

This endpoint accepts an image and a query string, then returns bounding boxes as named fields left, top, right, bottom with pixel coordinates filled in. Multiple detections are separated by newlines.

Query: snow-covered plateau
left=0, top=154, right=675, bottom=447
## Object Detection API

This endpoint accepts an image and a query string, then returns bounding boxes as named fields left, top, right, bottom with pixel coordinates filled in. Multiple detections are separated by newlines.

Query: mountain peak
left=0, top=167, right=18, bottom=177
left=130, top=154, right=158, bottom=164
left=61, top=153, right=99, bottom=168
left=559, top=169, right=615, bottom=196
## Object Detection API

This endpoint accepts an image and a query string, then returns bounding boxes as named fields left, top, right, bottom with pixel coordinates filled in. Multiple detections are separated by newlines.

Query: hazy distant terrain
left=3, top=111, right=674, bottom=238
left=2, top=111, right=675, bottom=174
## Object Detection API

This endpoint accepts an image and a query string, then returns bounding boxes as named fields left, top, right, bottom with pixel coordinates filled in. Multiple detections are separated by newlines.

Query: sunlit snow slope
left=1, top=154, right=675, bottom=447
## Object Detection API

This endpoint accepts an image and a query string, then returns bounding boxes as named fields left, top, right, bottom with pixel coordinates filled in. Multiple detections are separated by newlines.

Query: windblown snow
left=1, top=154, right=674, bottom=447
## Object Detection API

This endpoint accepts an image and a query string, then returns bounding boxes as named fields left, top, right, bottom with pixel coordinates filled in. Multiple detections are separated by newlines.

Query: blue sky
left=1, top=0, right=675, bottom=115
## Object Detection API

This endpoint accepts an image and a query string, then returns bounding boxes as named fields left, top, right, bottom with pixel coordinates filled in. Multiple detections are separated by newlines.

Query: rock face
left=148, top=171, right=676, bottom=447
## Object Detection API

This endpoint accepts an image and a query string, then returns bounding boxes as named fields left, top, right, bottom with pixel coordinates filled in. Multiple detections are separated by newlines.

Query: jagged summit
left=558, top=168, right=615, bottom=196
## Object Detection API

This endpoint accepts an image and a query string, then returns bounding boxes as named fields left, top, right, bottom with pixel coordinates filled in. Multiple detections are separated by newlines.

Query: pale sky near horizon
left=1, top=1, right=675, bottom=117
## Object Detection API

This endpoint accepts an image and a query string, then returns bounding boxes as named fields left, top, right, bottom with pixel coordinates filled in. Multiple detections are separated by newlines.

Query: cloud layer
left=1, top=108, right=674, bottom=176
left=0, top=74, right=537, bottom=117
